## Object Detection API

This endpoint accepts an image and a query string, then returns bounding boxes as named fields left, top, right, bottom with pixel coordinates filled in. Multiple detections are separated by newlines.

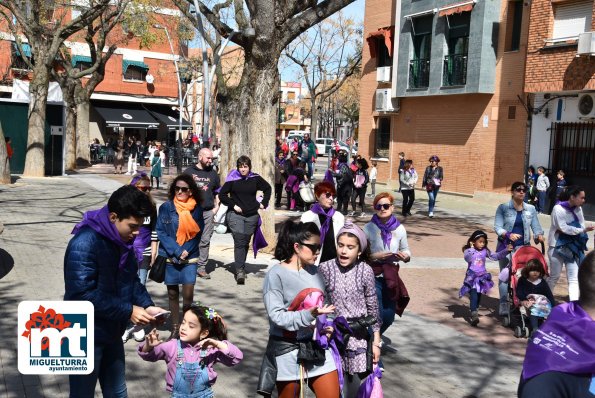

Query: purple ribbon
left=71, top=206, right=134, bottom=269
left=315, top=315, right=352, bottom=390
left=522, top=301, right=595, bottom=380
left=310, top=203, right=336, bottom=244
left=371, top=214, right=400, bottom=249
left=225, top=169, right=259, bottom=183
left=357, top=365, right=383, bottom=398
left=557, top=200, right=580, bottom=223
left=324, top=169, right=335, bottom=186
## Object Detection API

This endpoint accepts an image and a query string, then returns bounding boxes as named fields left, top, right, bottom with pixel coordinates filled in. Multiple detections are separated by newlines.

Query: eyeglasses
left=292, top=153, right=298, bottom=156
left=374, top=203, right=392, bottom=211
left=175, top=186, right=190, bottom=193
left=321, top=192, right=334, bottom=199
left=137, top=186, right=152, bottom=192
left=300, top=242, right=321, bottom=253
left=514, top=187, right=526, bottom=193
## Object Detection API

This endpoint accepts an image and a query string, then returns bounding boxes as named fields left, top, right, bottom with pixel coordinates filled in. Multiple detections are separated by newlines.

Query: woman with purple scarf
left=300, top=181, right=345, bottom=264
left=547, top=186, right=594, bottom=301
left=518, top=250, right=595, bottom=397
left=363, top=193, right=411, bottom=336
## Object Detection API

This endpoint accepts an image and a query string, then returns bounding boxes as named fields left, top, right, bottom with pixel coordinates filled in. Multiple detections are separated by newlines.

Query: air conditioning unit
left=578, top=93, right=595, bottom=118
left=375, top=89, right=400, bottom=112
left=577, top=32, right=595, bottom=56
left=376, top=66, right=391, bottom=83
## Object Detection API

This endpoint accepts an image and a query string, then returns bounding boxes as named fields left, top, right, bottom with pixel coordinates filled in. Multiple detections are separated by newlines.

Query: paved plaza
left=0, top=168, right=577, bottom=398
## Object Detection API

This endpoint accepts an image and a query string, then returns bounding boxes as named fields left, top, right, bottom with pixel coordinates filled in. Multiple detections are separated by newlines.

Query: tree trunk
left=75, top=98, right=91, bottom=167
left=23, top=67, right=50, bottom=177
left=0, top=122, right=10, bottom=184
left=61, top=81, right=77, bottom=171
left=219, top=63, right=279, bottom=250
left=310, top=98, right=319, bottom=138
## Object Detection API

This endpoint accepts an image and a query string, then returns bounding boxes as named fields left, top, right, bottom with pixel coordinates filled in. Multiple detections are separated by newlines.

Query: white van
left=285, top=130, right=307, bottom=143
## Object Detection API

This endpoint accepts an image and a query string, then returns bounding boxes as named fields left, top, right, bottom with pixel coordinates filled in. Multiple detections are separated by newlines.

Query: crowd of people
left=62, top=135, right=595, bottom=398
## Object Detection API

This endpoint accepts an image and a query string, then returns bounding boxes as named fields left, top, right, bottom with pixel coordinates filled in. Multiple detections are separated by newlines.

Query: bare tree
left=284, top=11, right=362, bottom=139
left=173, top=0, right=357, bottom=246
left=0, top=0, right=113, bottom=176
left=0, top=122, right=9, bottom=184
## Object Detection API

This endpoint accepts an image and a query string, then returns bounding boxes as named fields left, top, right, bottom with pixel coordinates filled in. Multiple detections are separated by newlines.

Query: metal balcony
left=443, top=54, right=468, bottom=86
left=408, top=58, right=430, bottom=89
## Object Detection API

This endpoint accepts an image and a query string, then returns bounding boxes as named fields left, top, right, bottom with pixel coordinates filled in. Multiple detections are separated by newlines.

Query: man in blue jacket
left=65, top=185, right=166, bottom=397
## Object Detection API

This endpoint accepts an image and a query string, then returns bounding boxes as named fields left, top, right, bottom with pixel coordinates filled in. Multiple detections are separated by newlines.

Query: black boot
left=235, top=269, right=246, bottom=285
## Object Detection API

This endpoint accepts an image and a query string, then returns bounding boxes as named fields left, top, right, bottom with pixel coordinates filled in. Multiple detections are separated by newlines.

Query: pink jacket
left=138, top=339, right=243, bottom=392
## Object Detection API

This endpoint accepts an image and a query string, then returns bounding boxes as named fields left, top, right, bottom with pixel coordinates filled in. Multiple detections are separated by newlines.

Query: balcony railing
left=408, top=58, right=430, bottom=89
left=443, top=54, right=468, bottom=86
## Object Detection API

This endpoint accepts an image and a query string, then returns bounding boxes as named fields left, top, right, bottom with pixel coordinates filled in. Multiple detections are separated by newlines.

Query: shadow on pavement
left=0, top=248, right=14, bottom=280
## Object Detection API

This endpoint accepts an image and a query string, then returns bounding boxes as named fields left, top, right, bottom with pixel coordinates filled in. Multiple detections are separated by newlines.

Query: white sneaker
left=360, top=212, right=366, bottom=217
left=347, top=211, right=355, bottom=216
left=133, top=328, right=146, bottom=342
left=121, top=330, right=130, bottom=343
left=429, top=212, right=434, bottom=218
left=125, top=172, right=132, bottom=175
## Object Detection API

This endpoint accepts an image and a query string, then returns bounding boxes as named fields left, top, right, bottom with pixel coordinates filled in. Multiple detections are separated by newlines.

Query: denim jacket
left=494, top=200, right=543, bottom=245
left=156, top=200, right=204, bottom=261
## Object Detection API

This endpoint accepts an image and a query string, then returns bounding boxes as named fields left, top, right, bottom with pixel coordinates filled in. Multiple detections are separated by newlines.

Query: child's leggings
left=276, top=370, right=340, bottom=398
left=470, top=289, right=481, bottom=312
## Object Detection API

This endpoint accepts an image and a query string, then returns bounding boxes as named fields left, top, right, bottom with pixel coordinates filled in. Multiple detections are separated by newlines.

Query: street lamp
left=154, top=23, right=183, bottom=173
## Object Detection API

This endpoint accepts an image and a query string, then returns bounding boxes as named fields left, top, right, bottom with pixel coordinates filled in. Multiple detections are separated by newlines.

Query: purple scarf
left=314, top=315, right=352, bottom=390
left=71, top=206, right=134, bottom=269
left=522, top=302, right=595, bottom=381
left=357, top=365, right=383, bottom=398
left=371, top=214, right=400, bottom=249
left=557, top=200, right=580, bottom=223
left=310, top=203, right=336, bottom=244
left=224, top=169, right=268, bottom=257
left=324, top=169, right=335, bottom=187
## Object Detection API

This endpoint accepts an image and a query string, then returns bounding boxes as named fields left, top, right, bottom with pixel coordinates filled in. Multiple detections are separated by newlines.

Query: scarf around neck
left=173, top=197, right=200, bottom=245
left=557, top=200, right=580, bottom=222
left=225, top=169, right=259, bottom=183
left=71, top=206, right=133, bottom=269
left=371, top=214, right=400, bottom=249
left=310, top=203, right=336, bottom=244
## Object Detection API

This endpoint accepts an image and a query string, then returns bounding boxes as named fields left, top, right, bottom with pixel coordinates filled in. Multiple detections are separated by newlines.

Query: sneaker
left=121, top=330, right=130, bottom=343
left=236, top=269, right=246, bottom=285
left=125, top=172, right=132, bottom=175
left=429, top=212, right=434, bottom=218
left=470, top=311, right=479, bottom=326
left=360, top=212, right=366, bottom=217
left=133, top=328, right=146, bottom=342
left=347, top=211, right=355, bottom=216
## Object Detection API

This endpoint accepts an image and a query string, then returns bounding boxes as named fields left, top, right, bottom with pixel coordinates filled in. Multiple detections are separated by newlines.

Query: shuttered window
left=552, top=1, right=593, bottom=39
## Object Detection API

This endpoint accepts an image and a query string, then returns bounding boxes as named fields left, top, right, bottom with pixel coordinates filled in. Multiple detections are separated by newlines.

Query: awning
left=71, top=55, right=92, bottom=67
left=438, top=0, right=476, bottom=17
left=366, top=27, right=395, bottom=58
left=13, top=42, right=31, bottom=57
left=144, top=105, right=192, bottom=130
left=403, top=8, right=437, bottom=19
left=93, top=102, right=159, bottom=128
left=122, top=59, right=149, bottom=74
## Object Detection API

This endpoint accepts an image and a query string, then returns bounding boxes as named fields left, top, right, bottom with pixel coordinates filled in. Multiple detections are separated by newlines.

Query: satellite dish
left=146, top=74, right=154, bottom=84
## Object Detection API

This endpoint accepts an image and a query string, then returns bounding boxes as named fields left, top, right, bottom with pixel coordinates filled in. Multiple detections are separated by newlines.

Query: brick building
left=359, top=0, right=532, bottom=196
left=524, top=0, right=595, bottom=215
left=0, top=3, right=189, bottom=174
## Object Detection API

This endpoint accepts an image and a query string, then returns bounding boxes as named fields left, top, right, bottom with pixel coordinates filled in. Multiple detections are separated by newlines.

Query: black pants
left=342, top=371, right=369, bottom=398
left=226, top=212, right=259, bottom=272
left=351, top=187, right=367, bottom=212
left=401, top=189, right=415, bottom=215
left=337, top=185, right=352, bottom=214
left=274, top=183, right=283, bottom=207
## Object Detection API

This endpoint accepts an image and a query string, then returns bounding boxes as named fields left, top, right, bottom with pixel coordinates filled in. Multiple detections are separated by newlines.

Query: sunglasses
left=175, top=186, right=190, bottom=193
left=300, top=242, right=321, bottom=253
left=514, top=187, right=526, bottom=193
left=321, top=192, right=334, bottom=199
left=137, top=186, right=152, bottom=192
left=374, top=203, right=392, bottom=211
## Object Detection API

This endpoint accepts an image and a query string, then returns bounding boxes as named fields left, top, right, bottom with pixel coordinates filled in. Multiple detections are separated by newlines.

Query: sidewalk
left=0, top=173, right=525, bottom=397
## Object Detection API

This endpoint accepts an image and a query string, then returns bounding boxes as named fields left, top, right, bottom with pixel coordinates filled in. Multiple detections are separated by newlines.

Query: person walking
left=219, top=155, right=272, bottom=285
left=547, top=186, right=593, bottom=301
left=156, top=174, right=205, bottom=340
left=183, top=147, right=221, bottom=279
left=150, top=150, right=162, bottom=190
left=494, top=181, right=544, bottom=318
left=333, top=150, right=354, bottom=215
left=65, top=185, right=167, bottom=396
left=125, top=137, right=139, bottom=175
left=113, top=134, right=125, bottom=174
left=298, top=133, right=317, bottom=180
left=399, top=159, right=417, bottom=217
left=274, top=150, right=288, bottom=209
left=350, top=158, right=369, bottom=217
left=421, top=155, right=443, bottom=218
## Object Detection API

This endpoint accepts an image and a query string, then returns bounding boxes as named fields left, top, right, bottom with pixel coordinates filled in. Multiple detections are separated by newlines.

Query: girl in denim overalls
left=138, top=305, right=243, bottom=397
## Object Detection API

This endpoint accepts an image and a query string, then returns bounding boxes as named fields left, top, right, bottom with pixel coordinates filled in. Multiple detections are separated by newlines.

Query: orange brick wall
left=525, top=0, right=595, bottom=92
left=359, top=0, right=531, bottom=194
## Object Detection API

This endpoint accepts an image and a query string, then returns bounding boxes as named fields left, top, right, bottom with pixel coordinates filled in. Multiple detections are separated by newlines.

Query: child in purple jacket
left=138, top=305, right=243, bottom=397
left=459, top=230, right=512, bottom=326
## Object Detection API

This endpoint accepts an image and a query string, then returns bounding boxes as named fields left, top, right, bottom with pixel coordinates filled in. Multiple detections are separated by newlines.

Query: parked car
left=315, top=138, right=357, bottom=156
left=285, top=130, right=307, bottom=143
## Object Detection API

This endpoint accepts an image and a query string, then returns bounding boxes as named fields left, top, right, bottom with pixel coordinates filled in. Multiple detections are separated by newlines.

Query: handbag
left=296, top=340, right=325, bottom=365
left=148, top=255, right=167, bottom=283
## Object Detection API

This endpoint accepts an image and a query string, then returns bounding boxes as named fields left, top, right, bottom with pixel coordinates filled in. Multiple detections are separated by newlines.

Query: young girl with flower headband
left=138, top=304, right=243, bottom=397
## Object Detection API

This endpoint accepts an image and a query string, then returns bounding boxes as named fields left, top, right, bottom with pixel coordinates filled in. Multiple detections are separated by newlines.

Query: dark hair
left=527, top=166, right=535, bottom=174
left=336, top=231, right=372, bottom=263
left=5, top=137, right=10, bottom=142
left=274, top=220, right=321, bottom=262
left=338, top=151, right=348, bottom=162
left=558, top=185, right=584, bottom=202
left=107, top=185, right=153, bottom=220
left=510, top=181, right=526, bottom=192
left=168, top=174, right=203, bottom=202
left=537, top=166, right=545, bottom=172
left=404, top=159, right=413, bottom=168
left=314, top=181, right=336, bottom=197
left=557, top=170, right=565, bottom=177
left=184, top=305, right=227, bottom=341
left=236, top=155, right=252, bottom=170
left=356, top=158, right=369, bottom=170
left=579, top=251, right=595, bottom=308
left=521, top=259, right=546, bottom=279
left=462, top=230, right=489, bottom=253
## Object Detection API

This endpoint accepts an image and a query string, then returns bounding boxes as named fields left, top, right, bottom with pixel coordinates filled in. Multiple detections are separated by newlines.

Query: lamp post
left=154, top=24, right=183, bottom=173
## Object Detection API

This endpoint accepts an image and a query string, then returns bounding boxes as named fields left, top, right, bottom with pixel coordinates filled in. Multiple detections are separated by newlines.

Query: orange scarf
left=173, top=197, right=200, bottom=245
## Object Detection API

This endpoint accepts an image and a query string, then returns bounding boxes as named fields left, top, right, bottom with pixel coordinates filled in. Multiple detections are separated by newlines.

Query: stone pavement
left=0, top=171, right=556, bottom=398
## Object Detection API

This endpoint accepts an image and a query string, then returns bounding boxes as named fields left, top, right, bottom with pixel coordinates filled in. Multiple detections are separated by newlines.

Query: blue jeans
left=469, top=289, right=481, bottom=312
left=375, top=278, right=396, bottom=335
left=306, top=160, right=313, bottom=179
left=537, top=190, right=547, bottom=213
left=498, top=253, right=512, bottom=306
left=427, top=187, right=440, bottom=213
left=69, top=342, right=127, bottom=398
left=138, top=268, right=148, bottom=286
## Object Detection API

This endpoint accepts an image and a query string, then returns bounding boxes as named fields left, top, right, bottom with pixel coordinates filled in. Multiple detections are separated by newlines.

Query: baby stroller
left=500, top=243, right=548, bottom=338
left=299, top=182, right=316, bottom=211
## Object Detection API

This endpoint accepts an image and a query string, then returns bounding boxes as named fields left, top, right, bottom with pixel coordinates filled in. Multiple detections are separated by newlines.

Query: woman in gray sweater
left=258, top=220, right=339, bottom=397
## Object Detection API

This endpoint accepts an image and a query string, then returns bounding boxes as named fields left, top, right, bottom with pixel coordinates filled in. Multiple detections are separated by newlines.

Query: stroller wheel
left=514, top=326, right=523, bottom=338
left=502, top=316, right=510, bottom=327
left=524, top=327, right=531, bottom=339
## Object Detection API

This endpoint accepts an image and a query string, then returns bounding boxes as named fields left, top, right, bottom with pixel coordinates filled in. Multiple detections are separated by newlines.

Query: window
left=409, top=15, right=433, bottom=88
left=508, top=106, right=517, bottom=119
left=376, top=37, right=392, bottom=67
left=11, top=42, right=32, bottom=70
left=287, top=91, right=296, bottom=103
left=443, top=12, right=470, bottom=86
left=122, top=60, right=149, bottom=81
left=71, top=55, right=92, bottom=72
left=552, top=1, right=592, bottom=40
left=375, top=118, right=391, bottom=158
left=505, top=1, right=523, bottom=51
